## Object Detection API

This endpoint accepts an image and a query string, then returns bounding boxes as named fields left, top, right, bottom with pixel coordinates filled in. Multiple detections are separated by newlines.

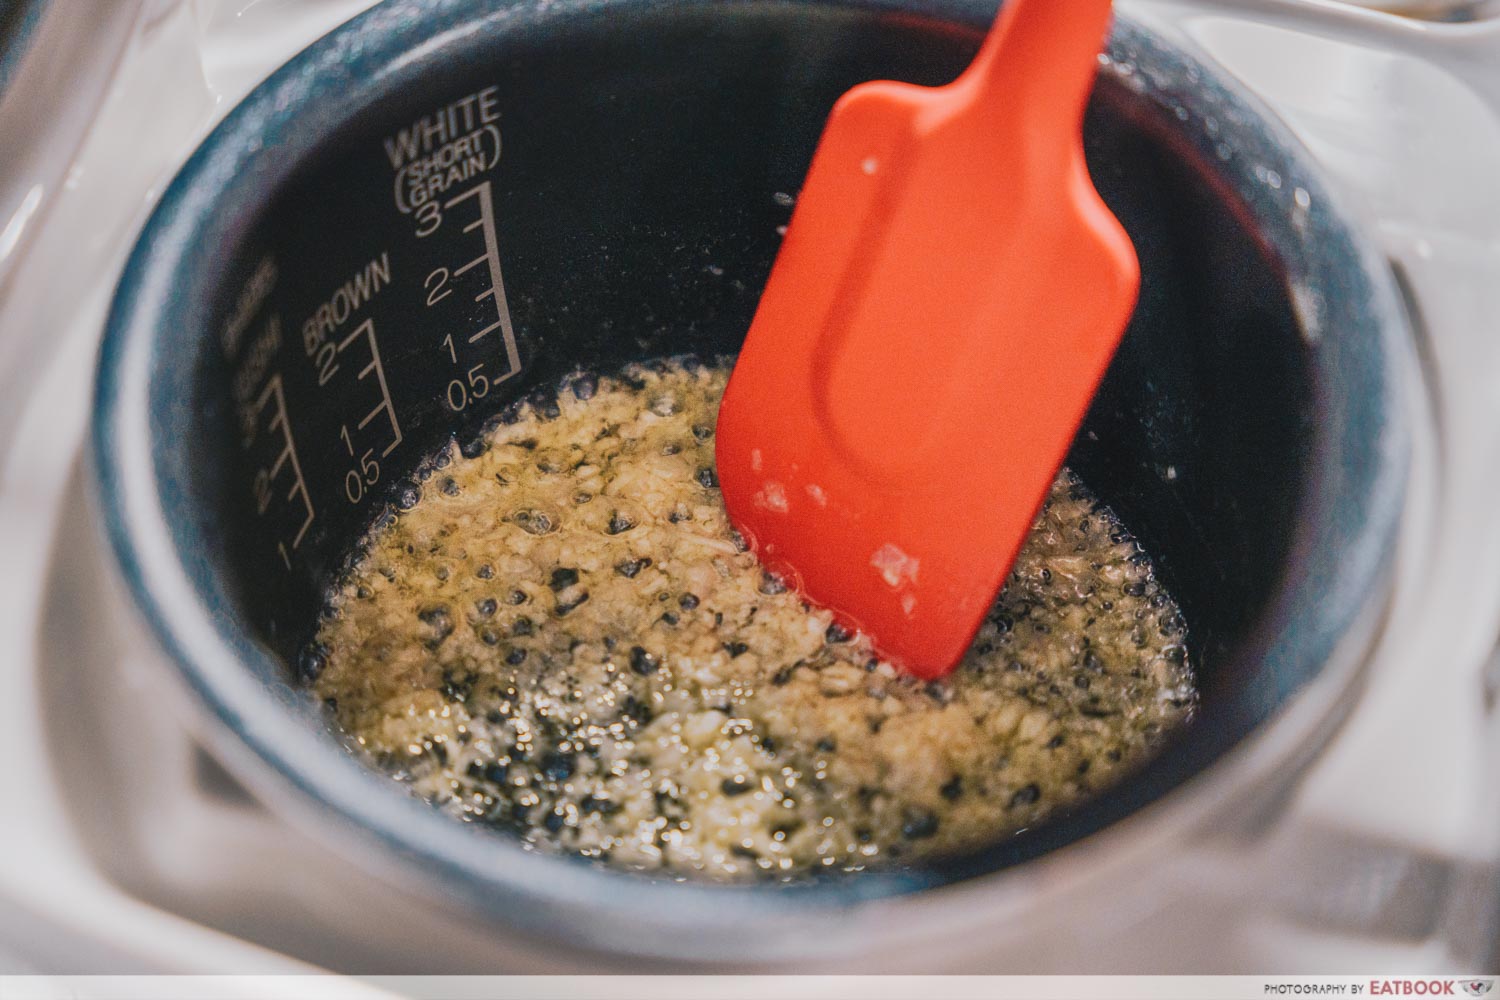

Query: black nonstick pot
left=92, top=0, right=1411, bottom=964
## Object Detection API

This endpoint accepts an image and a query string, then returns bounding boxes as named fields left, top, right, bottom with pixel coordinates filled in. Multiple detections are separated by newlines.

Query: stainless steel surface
left=1339, top=0, right=1500, bottom=19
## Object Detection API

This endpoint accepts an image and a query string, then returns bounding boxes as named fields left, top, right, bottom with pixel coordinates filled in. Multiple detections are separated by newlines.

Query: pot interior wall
left=185, top=0, right=1312, bottom=870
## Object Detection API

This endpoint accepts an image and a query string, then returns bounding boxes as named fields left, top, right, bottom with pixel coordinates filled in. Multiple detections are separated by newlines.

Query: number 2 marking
left=425, top=267, right=452, bottom=307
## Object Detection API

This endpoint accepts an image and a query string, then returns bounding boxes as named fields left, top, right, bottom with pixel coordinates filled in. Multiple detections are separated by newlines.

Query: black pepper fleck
left=901, top=811, right=940, bottom=840
left=297, top=642, right=328, bottom=682
left=615, top=557, right=651, bottom=578
left=1009, top=784, right=1041, bottom=808
left=540, top=753, right=575, bottom=782
left=720, top=776, right=753, bottom=797
left=629, top=646, right=659, bottom=675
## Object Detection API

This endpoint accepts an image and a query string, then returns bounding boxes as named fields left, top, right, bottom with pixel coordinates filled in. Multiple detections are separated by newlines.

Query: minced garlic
left=309, top=358, right=1195, bottom=879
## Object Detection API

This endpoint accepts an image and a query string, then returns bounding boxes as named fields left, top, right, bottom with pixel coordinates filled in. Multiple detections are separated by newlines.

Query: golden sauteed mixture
left=309, top=359, right=1196, bottom=879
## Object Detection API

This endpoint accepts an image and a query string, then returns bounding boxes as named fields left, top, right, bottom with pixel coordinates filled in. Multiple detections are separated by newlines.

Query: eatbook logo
left=1462, top=982, right=1494, bottom=997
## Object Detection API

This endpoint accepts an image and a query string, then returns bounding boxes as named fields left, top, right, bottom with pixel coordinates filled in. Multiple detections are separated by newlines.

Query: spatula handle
left=963, top=0, right=1117, bottom=129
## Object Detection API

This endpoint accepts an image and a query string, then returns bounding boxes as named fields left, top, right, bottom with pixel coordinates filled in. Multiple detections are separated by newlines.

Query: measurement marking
left=337, top=318, right=404, bottom=457
left=444, top=180, right=522, bottom=380
left=467, top=319, right=504, bottom=343
left=474, top=288, right=495, bottom=303
left=251, top=374, right=315, bottom=551
left=453, top=253, right=487, bottom=276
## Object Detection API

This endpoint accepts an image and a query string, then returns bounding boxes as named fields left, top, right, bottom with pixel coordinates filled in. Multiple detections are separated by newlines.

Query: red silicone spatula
left=715, top=0, right=1139, bottom=680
